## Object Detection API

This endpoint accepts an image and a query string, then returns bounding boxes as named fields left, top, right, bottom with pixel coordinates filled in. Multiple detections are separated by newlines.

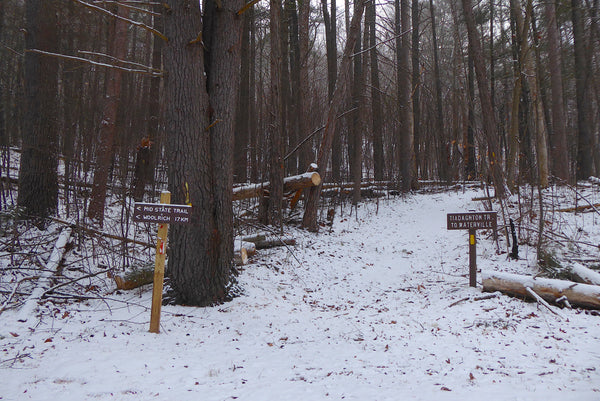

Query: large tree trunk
left=302, top=0, right=366, bottom=231
left=87, top=4, right=129, bottom=225
left=368, top=0, right=384, bottom=181
left=298, top=0, right=312, bottom=171
left=572, top=0, right=594, bottom=179
left=350, top=5, right=364, bottom=205
left=234, top=12, right=251, bottom=184
left=287, top=0, right=301, bottom=175
left=396, top=0, right=413, bottom=191
left=18, top=0, right=59, bottom=227
left=321, top=0, right=341, bottom=181
left=164, top=0, right=241, bottom=306
left=461, top=0, right=505, bottom=198
left=264, top=0, right=285, bottom=228
left=429, top=0, right=446, bottom=182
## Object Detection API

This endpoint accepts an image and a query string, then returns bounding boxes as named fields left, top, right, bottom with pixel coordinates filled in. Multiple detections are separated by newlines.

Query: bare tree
left=18, top=0, right=59, bottom=226
left=163, top=0, right=242, bottom=306
left=572, top=0, right=594, bottom=179
left=87, top=4, right=130, bottom=224
left=302, top=0, right=366, bottom=231
left=368, top=0, right=384, bottom=181
left=461, top=0, right=506, bottom=197
left=396, top=0, right=413, bottom=191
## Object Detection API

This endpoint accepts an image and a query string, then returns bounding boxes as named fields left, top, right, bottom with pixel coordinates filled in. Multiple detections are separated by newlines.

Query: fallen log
left=482, top=271, right=600, bottom=310
left=254, top=236, right=296, bottom=250
left=113, top=265, right=154, bottom=290
left=233, top=172, right=321, bottom=201
left=567, top=263, right=600, bottom=286
left=233, top=240, right=256, bottom=265
left=17, top=227, right=72, bottom=322
left=557, top=203, right=600, bottom=213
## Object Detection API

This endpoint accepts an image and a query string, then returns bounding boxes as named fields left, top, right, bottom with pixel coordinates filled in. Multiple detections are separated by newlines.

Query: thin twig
left=42, top=268, right=112, bottom=297
left=26, top=49, right=164, bottom=77
left=71, top=0, right=168, bottom=42
left=90, top=0, right=161, bottom=15
left=0, top=276, right=38, bottom=316
left=78, top=50, right=163, bottom=73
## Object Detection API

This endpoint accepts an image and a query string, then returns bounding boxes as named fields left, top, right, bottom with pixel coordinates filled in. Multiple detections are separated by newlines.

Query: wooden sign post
left=133, top=191, right=192, bottom=333
left=447, top=211, right=497, bottom=287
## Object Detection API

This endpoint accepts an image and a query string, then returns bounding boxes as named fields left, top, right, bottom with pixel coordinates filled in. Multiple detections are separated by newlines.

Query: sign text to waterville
left=447, top=211, right=497, bottom=231
left=133, top=202, right=192, bottom=225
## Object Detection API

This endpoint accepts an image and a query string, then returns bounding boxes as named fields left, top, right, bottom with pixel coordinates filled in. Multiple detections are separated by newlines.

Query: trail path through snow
left=1, top=188, right=599, bottom=400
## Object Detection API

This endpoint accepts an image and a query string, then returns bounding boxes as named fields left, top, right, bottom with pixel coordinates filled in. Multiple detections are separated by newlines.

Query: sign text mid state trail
left=133, top=202, right=192, bottom=225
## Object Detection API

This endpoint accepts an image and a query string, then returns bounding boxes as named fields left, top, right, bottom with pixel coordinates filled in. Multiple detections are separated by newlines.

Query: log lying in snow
left=567, top=263, right=600, bottom=286
left=254, top=236, right=296, bottom=249
left=237, top=233, right=295, bottom=249
left=18, top=227, right=72, bottom=322
left=232, top=172, right=321, bottom=201
left=113, top=265, right=154, bottom=290
left=233, top=240, right=257, bottom=265
left=482, top=271, right=600, bottom=309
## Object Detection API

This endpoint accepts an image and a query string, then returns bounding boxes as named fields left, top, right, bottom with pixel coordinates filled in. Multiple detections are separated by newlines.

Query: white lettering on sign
left=447, top=212, right=497, bottom=231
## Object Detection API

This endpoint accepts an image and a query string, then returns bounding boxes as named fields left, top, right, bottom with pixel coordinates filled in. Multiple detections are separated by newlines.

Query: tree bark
left=396, top=0, right=413, bottom=191
left=265, top=0, right=285, bottom=228
left=368, top=0, right=384, bottom=181
left=350, top=5, right=364, bottom=205
left=164, top=0, right=242, bottom=306
left=87, top=4, right=129, bottom=225
left=572, top=0, right=594, bottom=179
left=298, top=0, right=312, bottom=171
left=321, top=0, right=341, bottom=181
left=461, top=0, right=505, bottom=198
left=18, top=0, right=60, bottom=227
left=429, top=0, right=446, bottom=182
left=302, top=0, right=366, bottom=231
left=234, top=12, right=251, bottom=184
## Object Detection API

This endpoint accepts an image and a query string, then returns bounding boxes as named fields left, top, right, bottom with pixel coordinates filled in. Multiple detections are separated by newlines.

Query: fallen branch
left=71, top=0, right=167, bottom=42
left=44, top=267, right=113, bottom=295
left=482, top=271, right=600, bottom=310
left=567, top=263, right=600, bottom=286
left=233, top=172, right=321, bottom=201
left=0, top=276, right=38, bottom=316
left=17, top=227, right=72, bottom=322
left=525, top=286, right=563, bottom=317
left=557, top=203, right=600, bottom=213
left=51, top=217, right=153, bottom=248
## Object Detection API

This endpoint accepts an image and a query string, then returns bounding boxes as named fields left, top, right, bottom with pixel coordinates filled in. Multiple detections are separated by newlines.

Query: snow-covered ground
left=1, top=187, right=599, bottom=400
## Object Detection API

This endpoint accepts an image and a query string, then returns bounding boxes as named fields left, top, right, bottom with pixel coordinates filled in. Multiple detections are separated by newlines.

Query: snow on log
left=232, top=172, right=321, bottom=201
left=254, top=236, right=296, bottom=249
left=234, top=240, right=256, bottom=256
left=482, top=271, right=600, bottom=310
left=568, top=263, right=600, bottom=286
left=113, top=265, right=154, bottom=290
left=17, top=227, right=72, bottom=322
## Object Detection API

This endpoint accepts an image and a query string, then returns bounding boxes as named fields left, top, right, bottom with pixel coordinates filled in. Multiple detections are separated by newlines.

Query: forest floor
left=1, top=185, right=600, bottom=400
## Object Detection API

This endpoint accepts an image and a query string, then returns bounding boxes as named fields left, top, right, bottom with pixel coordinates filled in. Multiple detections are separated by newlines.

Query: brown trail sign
left=133, top=202, right=192, bottom=225
left=447, top=211, right=497, bottom=287
left=133, top=192, right=192, bottom=333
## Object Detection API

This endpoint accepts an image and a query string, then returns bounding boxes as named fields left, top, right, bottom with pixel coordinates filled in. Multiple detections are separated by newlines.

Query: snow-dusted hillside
left=1, top=187, right=599, bottom=400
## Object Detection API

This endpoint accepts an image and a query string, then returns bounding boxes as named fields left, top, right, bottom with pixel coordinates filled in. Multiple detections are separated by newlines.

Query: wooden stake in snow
left=133, top=191, right=195, bottom=333
left=135, top=192, right=171, bottom=334
left=17, top=227, right=72, bottom=323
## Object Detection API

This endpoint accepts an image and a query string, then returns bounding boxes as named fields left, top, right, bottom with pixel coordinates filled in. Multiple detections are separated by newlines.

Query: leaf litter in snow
left=0, top=187, right=599, bottom=400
